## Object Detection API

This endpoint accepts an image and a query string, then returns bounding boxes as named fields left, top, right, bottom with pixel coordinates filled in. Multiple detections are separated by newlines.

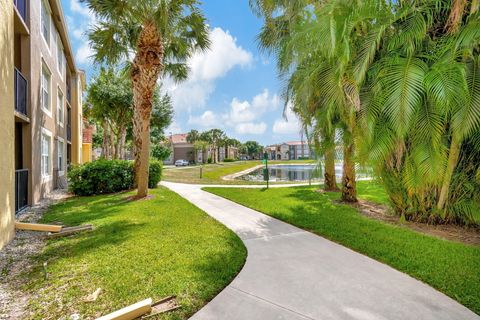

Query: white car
left=175, top=159, right=189, bottom=166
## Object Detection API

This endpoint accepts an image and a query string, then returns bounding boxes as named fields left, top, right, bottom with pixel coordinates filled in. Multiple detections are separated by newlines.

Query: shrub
left=68, top=159, right=134, bottom=196
left=151, top=144, right=171, bottom=161
left=148, top=159, right=163, bottom=188
left=207, top=157, right=213, bottom=164
left=68, top=159, right=163, bottom=195
left=223, top=158, right=236, bottom=162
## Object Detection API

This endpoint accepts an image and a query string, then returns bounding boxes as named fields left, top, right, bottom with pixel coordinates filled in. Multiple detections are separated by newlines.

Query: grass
left=23, top=187, right=247, bottom=319
left=204, top=181, right=480, bottom=315
left=163, top=160, right=315, bottom=185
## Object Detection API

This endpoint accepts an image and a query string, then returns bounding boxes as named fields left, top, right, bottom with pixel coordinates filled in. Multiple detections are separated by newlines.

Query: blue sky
left=62, top=0, right=303, bottom=146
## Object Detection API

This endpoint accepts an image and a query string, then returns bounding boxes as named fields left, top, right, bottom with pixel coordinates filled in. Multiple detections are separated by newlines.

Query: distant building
left=265, top=141, right=311, bottom=160
left=163, top=134, right=195, bottom=165
left=163, top=133, right=240, bottom=164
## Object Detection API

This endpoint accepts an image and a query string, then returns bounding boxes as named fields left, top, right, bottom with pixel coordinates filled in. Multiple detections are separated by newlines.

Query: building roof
left=285, top=141, right=308, bottom=146
left=169, top=133, right=190, bottom=144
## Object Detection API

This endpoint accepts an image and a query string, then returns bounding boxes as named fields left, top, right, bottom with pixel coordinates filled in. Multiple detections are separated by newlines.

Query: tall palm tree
left=83, top=0, right=210, bottom=198
left=187, top=129, right=200, bottom=163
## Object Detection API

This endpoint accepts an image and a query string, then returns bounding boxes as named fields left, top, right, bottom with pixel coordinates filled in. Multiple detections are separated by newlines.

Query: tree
left=186, top=129, right=201, bottom=163
left=151, top=144, right=171, bottom=161
left=253, top=0, right=480, bottom=223
left=150, top=92, right=174, bottom=144
left=84, top=0, right=210, bottom=198
left=85, top=68, right=133, bottom=160
left=252, top=0, right=354, bottom=199
left=244, top=141, right=263, bottom=159
left=203, top=129, right=226, bottom=163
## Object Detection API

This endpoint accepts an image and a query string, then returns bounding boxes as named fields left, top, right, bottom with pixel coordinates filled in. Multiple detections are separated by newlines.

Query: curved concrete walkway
left=161, top=181, right=479, bottom=320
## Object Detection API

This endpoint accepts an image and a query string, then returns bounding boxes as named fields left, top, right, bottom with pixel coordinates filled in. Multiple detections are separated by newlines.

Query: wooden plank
left=96, top=298, right=152, bottom=320
left=46, top=225, right=93, bottom=239
left=15, top=222, right=62, bottom=232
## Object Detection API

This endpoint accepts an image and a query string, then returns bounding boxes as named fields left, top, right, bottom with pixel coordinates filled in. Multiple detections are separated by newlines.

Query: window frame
left=57, top=137, right=65, bottom=176
left=41, top=128, right=52, bottom=181
left=41, top=61, right=52, bottom=117
left=40, top=0, right=51, bottom=50
left=56, top=32, right=66, bottom=80
left=57, top=86, right=64, bottom=127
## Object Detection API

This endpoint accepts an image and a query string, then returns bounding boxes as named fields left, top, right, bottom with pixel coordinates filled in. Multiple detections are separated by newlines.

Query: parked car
left=175, top=159, right=189, bottom=166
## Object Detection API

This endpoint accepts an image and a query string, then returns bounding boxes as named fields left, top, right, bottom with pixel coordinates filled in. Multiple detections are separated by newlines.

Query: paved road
left=161, top=181, right=479, bottom=320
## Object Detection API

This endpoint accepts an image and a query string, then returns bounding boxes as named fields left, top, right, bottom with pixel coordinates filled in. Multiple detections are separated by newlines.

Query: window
left=41, top=64, right=51, bottom=114
left=57, top=138, right=65, bottom=174
left=57, top=33, right=66, bottom=78
left=57, top=88, right=64, bottom=126
left=41, top=130, right=51, bottom=178
left=41, top=0, right=51, bottom=47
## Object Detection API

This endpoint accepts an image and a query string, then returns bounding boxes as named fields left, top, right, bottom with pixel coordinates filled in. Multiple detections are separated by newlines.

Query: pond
left=237, top=164, right=344, bottom=182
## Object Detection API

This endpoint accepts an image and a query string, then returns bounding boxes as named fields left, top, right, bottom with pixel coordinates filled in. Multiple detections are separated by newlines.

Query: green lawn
left=23, top=187, right=246, bottom=319
left=205, top=181, right=480, bottom=315
left=163, top=160, right=315, bottom=185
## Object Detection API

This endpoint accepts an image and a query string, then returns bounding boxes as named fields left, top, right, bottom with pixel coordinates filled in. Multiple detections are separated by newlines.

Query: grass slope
left=24, top=187, right=246, bottom=319
left=205, top=182, right=480, bottom=315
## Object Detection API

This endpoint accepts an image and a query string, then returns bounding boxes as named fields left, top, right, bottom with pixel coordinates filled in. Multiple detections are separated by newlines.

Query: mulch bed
left=352, top=199, right=480, bottom=246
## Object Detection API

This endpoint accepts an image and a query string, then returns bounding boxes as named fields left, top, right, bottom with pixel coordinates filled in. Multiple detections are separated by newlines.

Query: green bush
left=207, top=157, right=213, bottom=164
left=68, top=159, right=163, bottom=195
left=148, top=159, right=162, bottom=188
left=68, top=159, right=134, bottom=196
left=223, top=158, right=236, bottom=162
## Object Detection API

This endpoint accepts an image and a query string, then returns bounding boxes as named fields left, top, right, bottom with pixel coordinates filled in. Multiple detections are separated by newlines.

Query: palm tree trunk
left=341, top=142, right=357, bottom=202
left=446, top=0, right=467, bottom=33
left=324, top=145, right=338, bottom=191
left=111, top=128, right=117, bottom=159
left=131, top=22, right=163, bottom=198
left=437, top=139, right=461, bottom=211
left=102, top=122, right=109, bottom=159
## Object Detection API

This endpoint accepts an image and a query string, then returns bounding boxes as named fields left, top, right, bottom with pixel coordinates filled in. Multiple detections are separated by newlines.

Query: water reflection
left=238, top=164, right=344, bottom=182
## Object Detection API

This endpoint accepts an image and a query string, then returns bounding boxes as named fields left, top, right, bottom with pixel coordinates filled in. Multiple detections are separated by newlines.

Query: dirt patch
left=352, top=199, right=480, bottom=246
left=0, top=189, right=70, bottom=320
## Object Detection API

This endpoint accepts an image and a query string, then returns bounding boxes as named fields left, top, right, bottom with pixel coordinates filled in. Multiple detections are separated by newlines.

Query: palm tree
left=252, top=0, right=359, bottom=201
left=187, top=129, right=200, bottom=163
left=83, top=0, right=210, bottom=198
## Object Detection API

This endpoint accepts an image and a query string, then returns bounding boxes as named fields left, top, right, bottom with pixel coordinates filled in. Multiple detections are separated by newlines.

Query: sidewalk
left=162, top=181, right=479, bottom=320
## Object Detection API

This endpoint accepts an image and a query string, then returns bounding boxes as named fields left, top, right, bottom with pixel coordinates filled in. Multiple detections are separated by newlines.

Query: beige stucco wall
left=0, top=0, right=16, bottom=249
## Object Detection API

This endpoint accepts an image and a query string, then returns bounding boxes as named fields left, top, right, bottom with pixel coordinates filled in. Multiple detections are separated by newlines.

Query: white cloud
left=188, top=110, right=218, bottom=128
left=235, top=122, right=267, bottom=135
left=70, top=0, right=90, bottom=16
left=226, top=98, right=256, bottom=124
left=272, top=103, right=302, bottom=135
left=166, top=27, right=253, bottom=111
left=165, top=121, right=182, bottom=135
left=68, top=0, right=95, bottom=65
left=252, top=89, right=281, bottom=112
left=75, top=42, right=93, bottom=64
left=223, top=89, right=281, bottom=127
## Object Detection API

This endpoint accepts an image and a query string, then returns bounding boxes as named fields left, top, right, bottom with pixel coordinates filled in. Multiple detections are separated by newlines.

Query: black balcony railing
left=15, top=169, right=28, bottom=214
left=14, top=0, right=27, bottom=22
left=14, top=68, right=28, bottom=117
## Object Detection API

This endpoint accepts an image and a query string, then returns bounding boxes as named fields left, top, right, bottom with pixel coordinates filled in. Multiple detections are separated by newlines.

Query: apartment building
left=162, top=133, right=239, bottom=164
left=265, top=141, right=311, bottom=160
left=1, top=0, right=85, bottom=249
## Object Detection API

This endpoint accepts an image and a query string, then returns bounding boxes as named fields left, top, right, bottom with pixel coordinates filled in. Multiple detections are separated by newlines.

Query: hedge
left=68, top=159, right=163, bottom=196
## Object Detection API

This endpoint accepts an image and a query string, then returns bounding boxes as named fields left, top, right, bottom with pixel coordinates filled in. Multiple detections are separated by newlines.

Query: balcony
left=15, top=169, right=28, bottom=214
left=14, top=68, right=28, bottom=118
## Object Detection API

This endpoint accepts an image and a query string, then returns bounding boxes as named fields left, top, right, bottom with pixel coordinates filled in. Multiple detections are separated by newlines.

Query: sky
left=62, top=0, right=303, bottom=146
